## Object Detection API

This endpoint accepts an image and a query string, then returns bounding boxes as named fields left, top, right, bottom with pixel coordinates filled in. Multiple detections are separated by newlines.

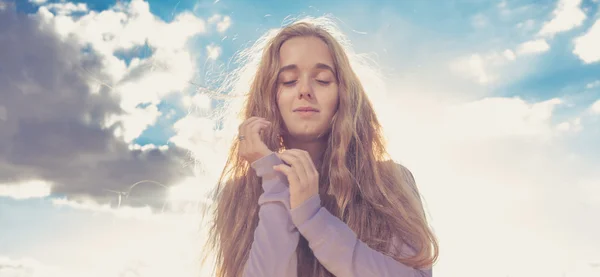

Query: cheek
left=276, top=88, right=291, bottom=112
left=324, top=87, right=340, bottom=114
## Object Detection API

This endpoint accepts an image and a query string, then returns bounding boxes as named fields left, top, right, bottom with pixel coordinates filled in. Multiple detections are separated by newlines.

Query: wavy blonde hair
left=205, top=16, right=438, bottom=277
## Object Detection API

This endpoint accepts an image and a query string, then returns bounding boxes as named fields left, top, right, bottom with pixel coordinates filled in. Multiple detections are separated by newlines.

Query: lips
left=293, top=107, right=319, bottom=112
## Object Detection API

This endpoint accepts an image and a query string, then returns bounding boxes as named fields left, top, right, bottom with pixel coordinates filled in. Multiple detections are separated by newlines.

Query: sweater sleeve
left=289, top=163, right=433, bottom=277
left=242, top=153, right=299, bottom=277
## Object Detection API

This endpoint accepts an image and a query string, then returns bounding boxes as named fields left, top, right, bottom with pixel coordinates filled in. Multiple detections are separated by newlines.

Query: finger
left=240, top=117, right=264, bottom=145
left=273, top=164, right=300, bottom=184
left=239, top=117, right=263, bottom=134
left=241, top=117, right=267, bottom=136
left=278, top=151, right=309, bottom=185
left=238, top=117, right=263, bottom=156
left=247, top=119, right=270, bottom=150
left=287, top=150, right=315, bottom=182
left=249, top=119, right=271, bottom=139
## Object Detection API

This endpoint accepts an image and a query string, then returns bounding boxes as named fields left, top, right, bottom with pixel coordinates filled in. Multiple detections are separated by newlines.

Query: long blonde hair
left=205, top=16, right=438, bottom=277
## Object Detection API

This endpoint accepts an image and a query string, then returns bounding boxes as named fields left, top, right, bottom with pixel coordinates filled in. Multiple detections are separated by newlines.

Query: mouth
left=293, top=107, right=319, bottom=112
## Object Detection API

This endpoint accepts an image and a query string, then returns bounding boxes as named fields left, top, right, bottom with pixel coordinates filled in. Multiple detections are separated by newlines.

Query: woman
left=206, top=16, right=438, bottom=277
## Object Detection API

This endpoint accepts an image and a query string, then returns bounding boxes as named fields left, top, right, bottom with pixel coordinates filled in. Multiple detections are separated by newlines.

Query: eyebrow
left=278, top=63, right=336, bottom=75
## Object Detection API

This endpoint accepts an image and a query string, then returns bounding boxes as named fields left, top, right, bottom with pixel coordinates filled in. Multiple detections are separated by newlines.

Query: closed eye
left=317, top=80, right=331, bottom=85
left=282, top=80, right=297, bottom=86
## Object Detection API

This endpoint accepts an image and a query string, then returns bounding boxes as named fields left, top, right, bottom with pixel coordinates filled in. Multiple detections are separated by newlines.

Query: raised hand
left=238, top=117, right=273, bottom=164
left=272, top=149, right=319, bottom=209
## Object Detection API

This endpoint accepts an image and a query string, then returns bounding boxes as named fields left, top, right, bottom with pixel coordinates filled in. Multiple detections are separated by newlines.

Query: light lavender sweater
left=243, top=153, right=433, bottom=277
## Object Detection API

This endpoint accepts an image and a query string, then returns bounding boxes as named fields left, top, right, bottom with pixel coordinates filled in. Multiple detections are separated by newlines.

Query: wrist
left=254, top=150, right=273, bottom=163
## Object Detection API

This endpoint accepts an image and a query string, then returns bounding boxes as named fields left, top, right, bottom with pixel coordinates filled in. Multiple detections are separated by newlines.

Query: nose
left=297, top=77, right=313, bottom=99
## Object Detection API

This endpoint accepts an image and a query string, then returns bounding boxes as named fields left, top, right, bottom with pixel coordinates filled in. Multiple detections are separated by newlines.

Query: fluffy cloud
left=587, top=80, right=600, bottom=89
left=0, top=180, right=51, bottom=199
left=573, top=19, right=600, bottom=63
left=206, top=44, right=222, bottom=60
left=43, top=2, right=88, bottom=15
left=517, top=39, right=551, bottom=55
left=453, top=0, right=590, bottom=83
left=442, top=97, right=562, bottom=140
left=556, top=117, right=583, bottom=132
left=449, top=50, right=517, bottom=84
left=449, top=54, right=496, bottom=84
left=0, top=1, right=203, bottom=209
left=208, top=14, right=232, bottom=33
left=0, top=256, right=79, bottom=277
left=591, top=99, right=600, bottom=114
left=373, top=81, right=600, bottom=276
left=0, top=203, right=210, bottom=276
left=538, top=0, right=586, bottom=37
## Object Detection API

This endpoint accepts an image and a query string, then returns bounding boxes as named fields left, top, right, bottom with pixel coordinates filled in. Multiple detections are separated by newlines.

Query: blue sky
left=1, top=0, right=600, bottom=276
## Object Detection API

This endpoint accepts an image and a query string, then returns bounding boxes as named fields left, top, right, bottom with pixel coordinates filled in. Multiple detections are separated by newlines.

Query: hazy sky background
left=1, top=0, right=599, bottom=276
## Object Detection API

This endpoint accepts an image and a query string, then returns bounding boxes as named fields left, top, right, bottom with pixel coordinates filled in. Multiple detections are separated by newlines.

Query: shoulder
left=395, top=163, right=416, bottom=183
left=378, top=159, right=417, bottom=189
left=391, top=161, right=423, bottom=204
left=393, top=162, right=418, bottom=193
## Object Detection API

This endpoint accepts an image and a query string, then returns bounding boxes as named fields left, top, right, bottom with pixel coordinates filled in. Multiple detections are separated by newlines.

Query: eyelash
left=282, top=80, right=331, bottom=86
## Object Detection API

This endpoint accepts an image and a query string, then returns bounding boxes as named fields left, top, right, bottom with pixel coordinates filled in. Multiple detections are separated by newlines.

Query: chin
left=288, top=129, right=330, bottom=142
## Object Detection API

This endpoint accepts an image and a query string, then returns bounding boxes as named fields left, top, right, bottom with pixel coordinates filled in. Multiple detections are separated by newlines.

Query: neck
left=283, top=136, right=328, bottom=170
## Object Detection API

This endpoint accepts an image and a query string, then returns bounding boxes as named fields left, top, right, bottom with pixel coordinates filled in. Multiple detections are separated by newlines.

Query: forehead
left=279, top=36, right=335, bottom=69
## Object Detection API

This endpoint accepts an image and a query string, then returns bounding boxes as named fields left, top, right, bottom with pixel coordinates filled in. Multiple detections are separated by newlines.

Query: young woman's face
left=276, top=36, right=339, bottom=142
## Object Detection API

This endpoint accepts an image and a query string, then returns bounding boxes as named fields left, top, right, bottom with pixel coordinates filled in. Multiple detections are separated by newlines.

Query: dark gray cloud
left=0, top=3, right=194, bottom=209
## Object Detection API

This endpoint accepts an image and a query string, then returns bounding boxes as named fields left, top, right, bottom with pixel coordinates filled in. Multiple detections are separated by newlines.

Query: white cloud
left=517, top=39, right=551, bottom=55
left=0, top=256, right=82, bottom=277
left=206, top=44, right=222, bottom=60
left=0, top=204, right=210, bottom=276
left=182, top=93, right=211, bottom=111
left=170, top=115, right=218, bottom=155
left=449, top=41, right=550, bottom=84
left=373, top=81, right=600, bottom=276
left=450, top=54, right=494, bottom=84
left=503, top=49, right=516, bottom=60
left=579, top=175, right=600, bottom=207
left=168, top=177, right=215, bottom=208
left=106, top=103, right=162, bottom=143
left=441, top=97, right=562, bottom=141
left=37, top=0, right=204, bottom=84
left=44, top=2, right=88, bottom=16
left=52, top=197, right=156, bottom=220
left=587, top=80, right=600, bottom=89
left=208, top=14, right=232, bottom=33
left=538, top=0, right=586, bottom=37
left=591, top=99, right=600, bottom=114
left=573, top=19, right=600, bottom=63
left=32, top=0, right=208, bottom=146
left=0, top=180, right=52, bottom=199
left=217, top=16, right=232, bottom=33
left=38, top=0, right=206, bottom=56
left=557, top=117, right=583, bottom=132
left=449, top=50, right=517, bottom=84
